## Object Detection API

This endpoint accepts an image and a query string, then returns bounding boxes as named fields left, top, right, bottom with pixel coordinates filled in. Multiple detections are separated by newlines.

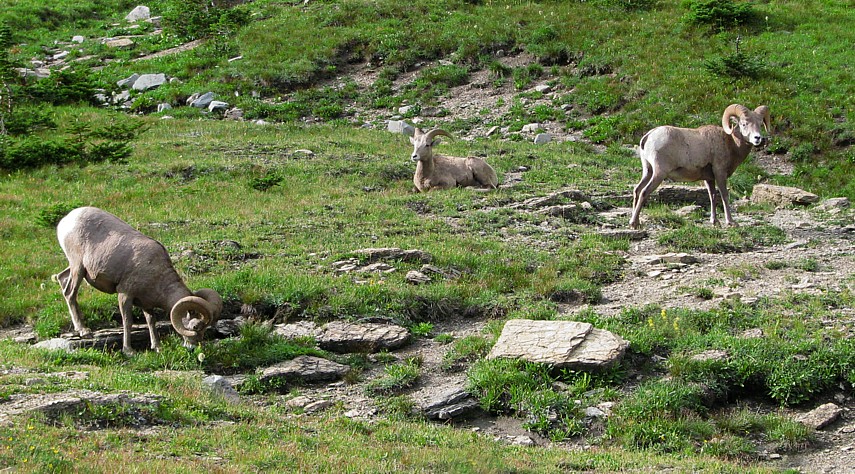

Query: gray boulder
left=388, top=120, right=415, bottom=136
left=189, top=92, right=215, bottom=108
left=132, top=73, right=166, bottom=91
left=117, top=73, right=140, bottom=88
left=125, top=6, right=151, bottom=22
left=488, top=319, right=628, bottom=370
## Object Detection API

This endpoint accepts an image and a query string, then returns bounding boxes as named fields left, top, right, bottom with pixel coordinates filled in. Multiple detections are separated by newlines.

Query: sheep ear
left=431, top=137, right=442, bottom=146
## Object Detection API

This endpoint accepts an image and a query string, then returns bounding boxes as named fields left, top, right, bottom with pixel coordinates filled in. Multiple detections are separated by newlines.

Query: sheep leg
left=56, top=266, right=92, bottom=337
left=715, top=173, right=737, bottom=226
left=704, top=180, right=719, bottom=225
left=117, top=293, right=136, bottom=356
left=143, top=310, right=161, bottom=352
left=629, top=168, right=664, bottom=229
left=632, top=160, right=652, bottom=212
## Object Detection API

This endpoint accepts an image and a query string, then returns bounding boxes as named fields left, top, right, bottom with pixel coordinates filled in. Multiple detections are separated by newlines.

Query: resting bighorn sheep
left=410, top=128, right=498, bottom=192
left=629, top=104, right=770, bottom=229
left=54, top=206, right=223, bottom=355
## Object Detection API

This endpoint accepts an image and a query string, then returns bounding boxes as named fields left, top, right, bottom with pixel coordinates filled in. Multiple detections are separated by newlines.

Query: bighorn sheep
left=410, top=128, right=499, bottom=192
left=54, top=206, right=223, bottom=355
left=629, top=104, right=770, bottom=229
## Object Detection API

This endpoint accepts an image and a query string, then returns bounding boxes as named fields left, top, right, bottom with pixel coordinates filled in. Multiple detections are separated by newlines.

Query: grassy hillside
left=1, top=1, right=853, bottom=472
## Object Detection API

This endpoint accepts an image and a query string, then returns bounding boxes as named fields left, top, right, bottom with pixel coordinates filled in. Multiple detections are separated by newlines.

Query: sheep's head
left=410, top=128, right=452, bottom=162
left=170, top=288, right=223, bottom=349
left=722, top=104, right=771, bottom=147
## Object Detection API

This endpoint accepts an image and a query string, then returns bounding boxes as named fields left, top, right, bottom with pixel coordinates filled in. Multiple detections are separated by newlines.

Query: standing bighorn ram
left=54, top=206, right=223, bottom=355
left=629, top=104, right=771, bottom=229
left=410, top=128, right=499, bottom=192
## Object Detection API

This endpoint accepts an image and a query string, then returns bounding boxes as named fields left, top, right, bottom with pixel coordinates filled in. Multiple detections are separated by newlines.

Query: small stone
left=105, top=38, right=134, bottom=48
left=388, top=120, right=415, bottom=136
left=303, top=400, right=334, bottom=413
left=534, top=84, right=552, bottom=94
left=406, top=270, right=431, bottom=285
left=797, top=403, right=843, bottom=430
left=522, top=123, right=540, bottom=133
left=534, top=133, right=552, bottom=145
left=72, top=36, right=85, bottom=44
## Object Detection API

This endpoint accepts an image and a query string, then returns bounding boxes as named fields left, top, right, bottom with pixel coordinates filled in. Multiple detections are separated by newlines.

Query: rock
left=224, top=108, right=244, bottom=120
left=125, top=6, right=151, bottom=22
left=72, top=35, right=86, bottom=44
left=421, top=107, right=444, bottom=117
left=156, top=103, right=172, bottom=113
left=585, top=406, right=606, bottom=418
left=258, top=356, right=350, bottom=385
left=522, top=123, right=541, bottom=133
left=534, top=133, right=552, bottom=145
left=202, top=375, right=240, bottom=402
left=641, top=253, right=699, bottom=265
left=406, top=270, right=432, bottom=285
left=303, top=399, right=334, bottom=413
left=388, top=120, right=415, bottom=136
left=214, top=316, right=245, bottom=338
left=286, top=396, right=313, bottom=409
left=487, top=320, right=629, bottom=370
left=486, top=126, right=500, bottom=137
left=740, top=328, right=764, bottom=339
left=0, top=389, right=160, bottom=420
left=418, top=387, right=481, bottom=420
left=274, top=321, right=322, bottom=340
left=132, top=73, right=167, bottom=91
left=398, top=105, right=414, bottom=115
left=359, top=262, right=396, bottom=274
left=597, top=229, right=648, bottom=241
left=189, top=92, right=215, bottom=108
left=53, top=51, right=69, bottom=60
left=105, top=38, right=134, bottom=48
left=33, top=338, right=76, bottom=352
left=534, top=84, right=552, bottom=94
left=510, top=435, right=536, bottom=446
left=208, top=100, right=229, bottom=112
left=420, top=264, right=461, bottom=280
left=818, top=197, right=850, bottom=211
left=352, top=247, right=432, bottom=264
left=751, top=184, right=819, bottom=207
left=318, top=321, right=410, bottom=353
left=676, top=205, right=702, bottom=216
left=691, top=349, right=728, bottom=362
left=797, top=403, right=843, bottom=430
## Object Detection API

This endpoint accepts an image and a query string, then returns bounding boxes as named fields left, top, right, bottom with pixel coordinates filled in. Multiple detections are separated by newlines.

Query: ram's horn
left=721, top=104, right=749, bottom=135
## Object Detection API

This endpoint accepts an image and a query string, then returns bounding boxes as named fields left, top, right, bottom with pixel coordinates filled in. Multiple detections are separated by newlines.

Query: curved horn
left=754, top=105, right=771, bottom=132
left=170, top=296, right=212, bottom=338
left=194, top=288, right=223, bottom=319
left=425, top=129, right=452, bottom=141
left=721, top=104, right=749, bottom=135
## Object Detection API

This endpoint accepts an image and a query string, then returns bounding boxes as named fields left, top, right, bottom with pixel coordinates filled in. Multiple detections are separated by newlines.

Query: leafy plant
left=683, top=0, right=756, bottom=30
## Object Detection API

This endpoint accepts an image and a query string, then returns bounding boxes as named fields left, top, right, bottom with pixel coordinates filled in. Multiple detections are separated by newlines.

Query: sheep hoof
left=78, top=327, right=92, bottom=338
left=122, top=347, right=137, bottom=357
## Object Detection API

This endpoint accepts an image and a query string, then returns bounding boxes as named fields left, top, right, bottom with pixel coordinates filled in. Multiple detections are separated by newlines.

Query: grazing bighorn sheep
left=54, top=206, right=223, bottom=355
left=410, top=128, right=499, bottom=192
left=629, top=104, right=770, bottom=229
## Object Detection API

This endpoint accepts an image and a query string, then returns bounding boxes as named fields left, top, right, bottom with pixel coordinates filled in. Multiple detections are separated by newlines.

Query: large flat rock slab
left=487, top=319, right=628, bottom=370
left=258, top=355, right=350, bottom=385
left=317, top=321, right=410, bottom=353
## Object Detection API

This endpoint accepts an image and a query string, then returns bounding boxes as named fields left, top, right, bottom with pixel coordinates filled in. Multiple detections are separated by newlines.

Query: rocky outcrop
left=258, top=355, right=350, bottom=385
left=317, top=321, right=410, bottom=353
left=487, top=320, right=628, bottom=370
left=752, top=184, right=819, bottom=207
